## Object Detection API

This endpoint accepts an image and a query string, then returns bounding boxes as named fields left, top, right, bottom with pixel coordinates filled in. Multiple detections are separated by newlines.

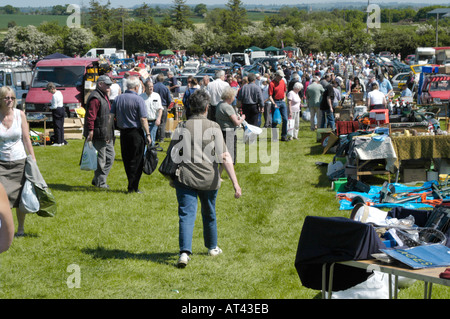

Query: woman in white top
left=46, top=82, right=65, bottom=146
left=287, top=82, right=303, bottom=139
left=366, top=82, right=386, bottom=110
left=0, top=86, right=36, bottom=236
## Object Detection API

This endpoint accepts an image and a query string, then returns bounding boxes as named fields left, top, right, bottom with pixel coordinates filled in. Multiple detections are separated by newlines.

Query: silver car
left=391, top=72, right=410, bottom=92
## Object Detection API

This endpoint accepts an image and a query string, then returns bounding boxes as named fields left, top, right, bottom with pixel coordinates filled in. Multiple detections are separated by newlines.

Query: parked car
left=196, top=65, right=229, bottom=77
left=405, top=54, right=415, bottom=65
left=379, top=51, right=391, bottom=59
left=150, top=65, right=178, bottom=81
left=25, top=57, right=100, bottom=120
left=391, top=72, right=410, bottom=92
left=0, top=62, right=32, bottom=110
left=181, top=67, right=198, bottom=76
left=419, top=74, right=450, bottom=106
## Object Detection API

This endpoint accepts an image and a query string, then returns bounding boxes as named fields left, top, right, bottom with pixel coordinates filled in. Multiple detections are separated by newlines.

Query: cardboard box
left=316, top=128, right=332, bottom=143
left=165, top=118, right=180, bottom=132
left=63, top=118, right=84, bottom=139
left=402, top=168, right=427, bottom=183
left=438, top=65, right=450, bottom=74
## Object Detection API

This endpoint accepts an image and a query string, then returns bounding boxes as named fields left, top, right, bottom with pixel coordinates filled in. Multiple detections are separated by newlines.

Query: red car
left=419, top=74, right=450, bottom=105
left=405, top=54, right=415, bottom=65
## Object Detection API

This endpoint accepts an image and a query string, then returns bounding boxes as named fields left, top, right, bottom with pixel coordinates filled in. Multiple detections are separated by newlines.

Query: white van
left=0, top=62, right=32, bottom=110
left=415, top=47, right=436, bottom=65
left=84, top=48, right=117, bottom=59
left=231, top=53, right=250, bottom=66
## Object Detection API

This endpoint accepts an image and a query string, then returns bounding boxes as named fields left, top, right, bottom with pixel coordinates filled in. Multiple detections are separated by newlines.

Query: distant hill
left=13, top=2, right=449, bottom=11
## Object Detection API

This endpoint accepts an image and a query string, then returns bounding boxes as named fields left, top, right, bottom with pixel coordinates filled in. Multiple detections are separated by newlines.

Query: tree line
left=1, top=1, right=449, bottom=58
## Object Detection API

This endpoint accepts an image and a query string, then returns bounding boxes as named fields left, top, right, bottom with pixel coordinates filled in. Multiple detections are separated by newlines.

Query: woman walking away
left=170, top=89, right=242, bottom=268
left=0, top=86, right=36, bottom=236
left=216, top=87, right=246, bottom=166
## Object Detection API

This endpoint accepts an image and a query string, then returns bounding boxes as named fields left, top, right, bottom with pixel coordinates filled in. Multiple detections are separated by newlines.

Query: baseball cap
left=275, top=70, right=285, bottom=77
left=97, top=75, right=113, bottom=85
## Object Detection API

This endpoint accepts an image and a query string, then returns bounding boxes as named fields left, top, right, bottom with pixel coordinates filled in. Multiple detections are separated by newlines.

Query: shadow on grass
left=308, top=144, right=325, bottom=155
left=82, top=246, right=178, bottom=266
left=14, top=232, right=39, bottom=239
left=48, top=183, right=128, bottom=194
left=314, top=164, right=331, bottom=188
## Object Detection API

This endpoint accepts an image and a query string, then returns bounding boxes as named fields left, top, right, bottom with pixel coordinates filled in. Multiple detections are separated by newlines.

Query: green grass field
left=0, top=14, right=68, bottom=30
left=1, top=120, right=449, bottom=301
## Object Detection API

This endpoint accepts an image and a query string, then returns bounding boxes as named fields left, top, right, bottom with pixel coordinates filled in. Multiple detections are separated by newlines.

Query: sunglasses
left=4, top=96, right=16, bottom=100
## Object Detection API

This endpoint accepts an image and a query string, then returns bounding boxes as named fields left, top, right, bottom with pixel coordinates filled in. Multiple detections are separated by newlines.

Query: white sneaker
left=177, top=252, right=190, bottom=268
left=52, top=143, right=61, bottom=147
left=208, top=246, right=223, bottom=257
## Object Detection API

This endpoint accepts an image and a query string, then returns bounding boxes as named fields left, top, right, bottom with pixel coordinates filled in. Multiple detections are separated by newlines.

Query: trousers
left=92, top=139, right=115, bottom=188
left=119, top=128, right=145, bottom=192
left=175, top=182, right=219, bottom=254
left=52, top=107, right=65, bottom=144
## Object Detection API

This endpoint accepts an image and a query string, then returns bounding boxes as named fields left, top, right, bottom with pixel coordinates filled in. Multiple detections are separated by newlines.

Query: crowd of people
left=0, top=50, right=409, bottom=267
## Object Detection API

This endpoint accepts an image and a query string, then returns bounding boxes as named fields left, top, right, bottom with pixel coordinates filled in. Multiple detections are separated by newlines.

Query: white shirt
left=287, top=90, right=301, bottom=112
left=367, top=89, right=385, bottom=106
left=206, top=79, right=230, bottom=106
left=109, top=83, right=121, bottom=101
left=50, top=90, right=63, bottom=110
left=140, top=91, right=163, bottom=121
left=0, top=108, right=26, bottom=161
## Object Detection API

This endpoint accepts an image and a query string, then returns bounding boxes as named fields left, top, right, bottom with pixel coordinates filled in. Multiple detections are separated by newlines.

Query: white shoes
left=51, top=143, right=62, bottom=147
left=177, top=247, right=223, bottom=268
left=208, top=246, right=223, bottom=257
left=177, top=253, right=190, bottom=268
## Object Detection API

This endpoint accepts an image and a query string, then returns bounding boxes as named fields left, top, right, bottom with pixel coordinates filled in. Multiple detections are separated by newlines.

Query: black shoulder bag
left=158, top=121, right=186, bottom=180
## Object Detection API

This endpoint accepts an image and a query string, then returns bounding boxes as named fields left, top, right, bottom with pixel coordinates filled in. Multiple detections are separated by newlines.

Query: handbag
left=143, top=143, right=162, bottom=175
left=80, top=141, right=97, bottom=171
left=159, top=122, right=186, bottom=180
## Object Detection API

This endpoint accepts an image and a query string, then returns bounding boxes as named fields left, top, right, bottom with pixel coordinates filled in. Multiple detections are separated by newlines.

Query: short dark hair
left=189, top=89, right=210, bottom=115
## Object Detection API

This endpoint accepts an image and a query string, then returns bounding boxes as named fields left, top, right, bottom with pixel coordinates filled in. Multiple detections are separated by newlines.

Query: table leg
left=328, top=263, right=335, bottom=299
left=388, top=274, right=392, bottom=299
left=322, top=263, right=327, bottom=299
left=424, top=282, right=433, bottom=299
left=394, top=275, right=398, bottom=299
left=44, top=119, right=47, bottom=147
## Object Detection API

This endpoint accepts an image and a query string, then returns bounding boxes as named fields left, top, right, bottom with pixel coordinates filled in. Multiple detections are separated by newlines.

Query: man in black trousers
left=110, top=76, right=151, bottom=193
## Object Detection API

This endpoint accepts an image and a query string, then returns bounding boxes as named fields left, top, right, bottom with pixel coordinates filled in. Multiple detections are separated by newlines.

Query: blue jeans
left=175, top=183, right=219, bottom=254
left=148, top=120, right=158, bottom=146
left=321, top=109, right=336, bottom=130
left=271, top=100, right=288, bottom=138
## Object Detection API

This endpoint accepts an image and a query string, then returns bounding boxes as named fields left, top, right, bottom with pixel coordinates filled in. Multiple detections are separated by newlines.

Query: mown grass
left=0, top=120, right=449, bottom=300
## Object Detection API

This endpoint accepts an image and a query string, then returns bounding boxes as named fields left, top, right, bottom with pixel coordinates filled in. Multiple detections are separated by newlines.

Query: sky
left=3, top=0, right=449, bottom=8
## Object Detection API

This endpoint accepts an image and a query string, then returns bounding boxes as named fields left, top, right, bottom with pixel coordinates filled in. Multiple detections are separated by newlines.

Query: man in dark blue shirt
left=153, top=73, right=173, bottom=143
left=111, top=76, right=151, bottom=193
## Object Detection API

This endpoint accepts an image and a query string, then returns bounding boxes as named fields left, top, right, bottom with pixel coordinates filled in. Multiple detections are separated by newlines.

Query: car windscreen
left=429, top=79, right=450, bottom=92
left=151, top=68, right=169, bottom=76
left=31, top=66, right=85, bottom=88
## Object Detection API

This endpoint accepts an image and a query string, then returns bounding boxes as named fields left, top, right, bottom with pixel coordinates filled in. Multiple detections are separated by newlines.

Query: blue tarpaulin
left=337, top=181, right=446, bottom=210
